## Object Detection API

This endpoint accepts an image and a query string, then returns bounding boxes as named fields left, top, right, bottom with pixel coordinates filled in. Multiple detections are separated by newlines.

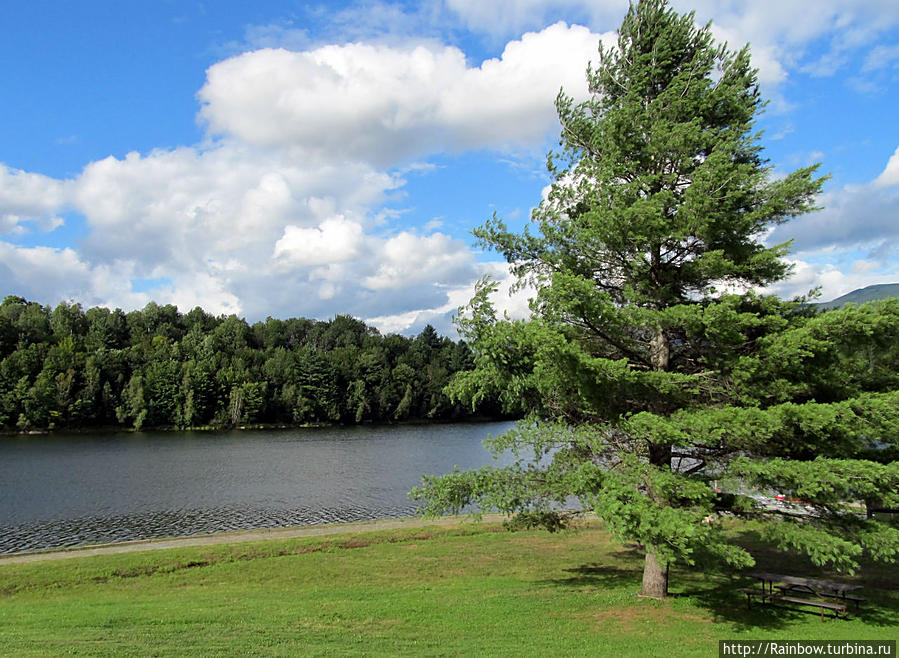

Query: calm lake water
left=0, top=421, right=516, bottom=554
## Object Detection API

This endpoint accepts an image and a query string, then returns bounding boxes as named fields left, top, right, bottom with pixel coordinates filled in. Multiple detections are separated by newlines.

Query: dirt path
left=0, top=514, right=509, bottom=566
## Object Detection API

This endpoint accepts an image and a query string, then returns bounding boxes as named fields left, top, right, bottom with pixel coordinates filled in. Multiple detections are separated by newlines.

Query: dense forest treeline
left=0, top=296, right=504, bottom=432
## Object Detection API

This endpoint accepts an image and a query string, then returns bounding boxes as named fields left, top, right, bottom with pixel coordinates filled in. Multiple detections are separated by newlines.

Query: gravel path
left=0, top=514, right=508, bottom=565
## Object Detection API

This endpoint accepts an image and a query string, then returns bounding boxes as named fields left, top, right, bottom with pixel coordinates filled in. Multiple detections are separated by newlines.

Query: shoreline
left=0, top=513, right=511, bottom=565
left=0, top=416, right=517, bottom=438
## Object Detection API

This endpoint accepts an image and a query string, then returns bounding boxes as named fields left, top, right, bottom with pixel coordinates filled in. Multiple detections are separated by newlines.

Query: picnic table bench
left=741, top=572, right=864, bottom=620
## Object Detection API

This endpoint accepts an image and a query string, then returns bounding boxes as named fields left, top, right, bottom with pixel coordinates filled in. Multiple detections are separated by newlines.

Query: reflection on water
left=0, top=421, right=515, bottom=553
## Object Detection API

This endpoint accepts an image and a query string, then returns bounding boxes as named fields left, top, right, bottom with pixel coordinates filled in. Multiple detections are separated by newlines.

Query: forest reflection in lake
left=0, top=421, right=515, bottom=553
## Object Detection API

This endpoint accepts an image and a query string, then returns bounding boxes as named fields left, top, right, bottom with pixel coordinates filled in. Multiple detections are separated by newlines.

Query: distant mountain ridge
left=818, top=283, right=899, bottom=310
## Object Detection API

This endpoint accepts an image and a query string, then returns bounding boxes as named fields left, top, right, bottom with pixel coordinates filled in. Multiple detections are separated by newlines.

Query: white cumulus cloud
left=446, top=0, right=899, bottom=97
left=273, top=216, right=365, bottom=267
left=0, top=166, right=69, bottom=234
left=198, top=23, right=608, bottom=165
left=874, top=146, right=899, bottom=188
left=764, top=144, right=899, bottom=302
left=769, top=145, right=899, bottom=256
left=363, top=231, right=474, bottom=290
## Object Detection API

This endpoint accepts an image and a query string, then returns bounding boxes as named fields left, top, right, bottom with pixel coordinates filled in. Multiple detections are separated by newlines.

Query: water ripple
left=0, top=504, right=422, bottom=554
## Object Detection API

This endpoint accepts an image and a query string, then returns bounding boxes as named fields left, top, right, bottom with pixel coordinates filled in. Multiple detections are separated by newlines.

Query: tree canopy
left=0, top=296, right=504, bottom=432
left=413, top=0, right=898, bottom=598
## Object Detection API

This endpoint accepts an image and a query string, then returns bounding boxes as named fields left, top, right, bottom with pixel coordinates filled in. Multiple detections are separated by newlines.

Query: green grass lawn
left=1, top=522, right=896, bottom=656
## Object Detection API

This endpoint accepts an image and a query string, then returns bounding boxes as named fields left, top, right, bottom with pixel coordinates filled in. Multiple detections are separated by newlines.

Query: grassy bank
left=1, top=521, right=896, bottom=656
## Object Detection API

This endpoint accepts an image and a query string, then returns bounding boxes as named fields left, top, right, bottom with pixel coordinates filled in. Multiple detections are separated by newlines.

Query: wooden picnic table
left=752, top=572, right=862, bottom=597
left=742, top=572, right=864, bottom=620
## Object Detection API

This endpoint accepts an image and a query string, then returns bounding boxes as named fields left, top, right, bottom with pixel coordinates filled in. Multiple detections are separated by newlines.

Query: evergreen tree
left=413, top=0, right=898, bottom=597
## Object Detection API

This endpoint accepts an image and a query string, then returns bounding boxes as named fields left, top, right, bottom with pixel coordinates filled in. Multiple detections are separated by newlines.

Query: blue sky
left=2, top=0, right=898, bottom=335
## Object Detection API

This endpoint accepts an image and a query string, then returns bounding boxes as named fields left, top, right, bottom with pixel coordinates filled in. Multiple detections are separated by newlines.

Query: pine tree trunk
left=640, top=549, right=669, bottom=598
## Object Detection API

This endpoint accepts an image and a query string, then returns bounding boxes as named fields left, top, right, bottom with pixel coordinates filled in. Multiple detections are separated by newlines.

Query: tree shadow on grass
left=543, top=563, right=644, bottom=591
left=676, top=572, right=899, bottom=631
left=539, top=559, right=807, bottom=631
left=538, top=530, right=898, bottom=632
left=539, top=540, right=645, bottom=590
left=672, top=574, right=830, bottom=631
left=670, top=528, right=899, bottom=631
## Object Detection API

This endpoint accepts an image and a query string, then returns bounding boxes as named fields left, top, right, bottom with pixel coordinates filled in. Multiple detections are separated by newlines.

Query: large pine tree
left=413, top=0, right=899, bottom=597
